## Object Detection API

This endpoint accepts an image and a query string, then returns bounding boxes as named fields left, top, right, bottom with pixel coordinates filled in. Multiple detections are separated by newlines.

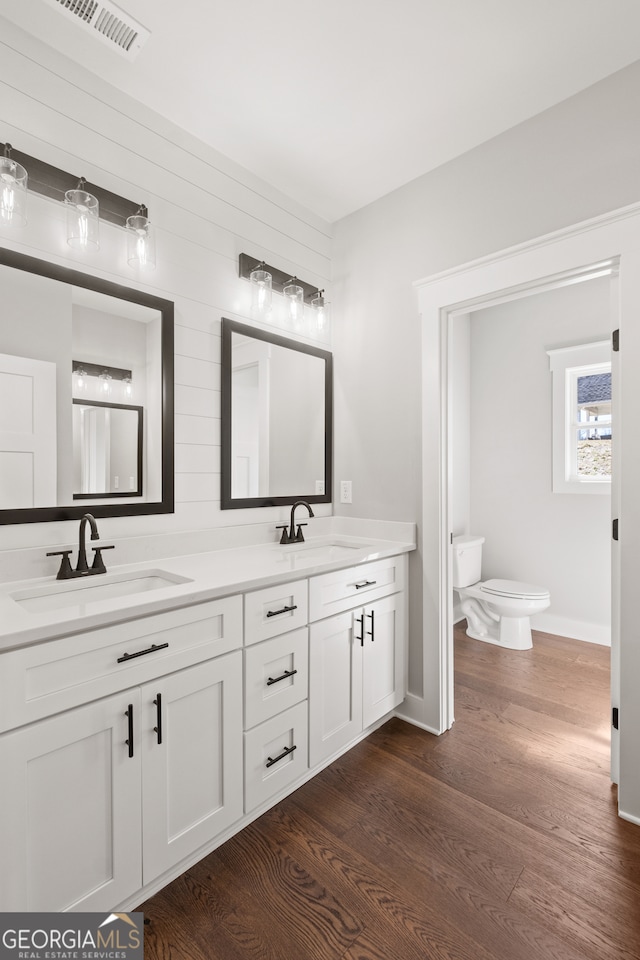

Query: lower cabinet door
left=244, top=700, right=308, bottom=813
left=309, top=610, right=363, bottom=768
left=362, top=593, right=405, bottom=728
left=141, top=651, right=243, bottom=883
left=0, top=690, right=142, bottom=912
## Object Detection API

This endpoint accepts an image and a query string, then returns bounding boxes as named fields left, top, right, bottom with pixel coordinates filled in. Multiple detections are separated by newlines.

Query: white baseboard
left=618, top=808, right=640, bottom=827
left=532, top=611, right=610, bottom=647
left=394, top=710, right=442, bottom=737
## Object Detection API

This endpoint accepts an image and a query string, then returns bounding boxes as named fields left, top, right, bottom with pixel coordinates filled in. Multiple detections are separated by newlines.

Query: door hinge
left=612, top=328, right=620, bottom=352
left=612, top=518, right=619, bottom=541
left=612, top=707, right=619, bottom=730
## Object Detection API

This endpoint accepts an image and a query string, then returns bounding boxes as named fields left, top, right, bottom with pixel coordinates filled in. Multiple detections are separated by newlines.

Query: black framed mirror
left=0, top=247, right=174, bottom=524
left=221, top=318, right=332, bottom=508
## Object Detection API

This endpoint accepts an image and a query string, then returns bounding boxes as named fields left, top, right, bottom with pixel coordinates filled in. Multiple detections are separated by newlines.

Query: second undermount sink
left=277, top=539, right=375, bottom=567
left=10, top=569, right=193, bottom=614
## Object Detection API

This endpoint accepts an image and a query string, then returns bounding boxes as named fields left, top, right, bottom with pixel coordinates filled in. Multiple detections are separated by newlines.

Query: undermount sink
left=277, top=539, right=374, bottom=567
left=10, top=569, right=193, bottom=614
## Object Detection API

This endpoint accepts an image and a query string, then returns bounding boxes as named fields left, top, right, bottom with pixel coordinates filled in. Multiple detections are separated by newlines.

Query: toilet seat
left=480, top=578, right=550, bottom=601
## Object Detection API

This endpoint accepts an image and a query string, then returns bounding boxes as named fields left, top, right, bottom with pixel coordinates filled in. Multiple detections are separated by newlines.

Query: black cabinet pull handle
left=356, top=614, right=364, bottom=647
left=153, top=693, right=162, bottom=745
left=117, top=642, right=169, bottom=663
left=265, top=744, right=297, bottom=768
left=367, top=609, right=375, bottom=642
left=125, top=704, right=134, bottom=758
left=354, top=580, right=377, bottom=590
left=266, top=669, right=298, bottom=686
left=266, top=604, right=297, bottom=618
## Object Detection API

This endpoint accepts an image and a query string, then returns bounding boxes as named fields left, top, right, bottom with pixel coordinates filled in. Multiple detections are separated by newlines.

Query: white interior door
left=0, top=352, right=57, bottom=508
left=610, top=283, right=621, bottom=783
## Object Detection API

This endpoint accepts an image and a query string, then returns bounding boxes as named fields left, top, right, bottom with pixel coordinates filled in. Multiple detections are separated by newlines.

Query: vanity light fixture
left=126, top=205, right=156, bottom=269
left=0, top=144, right=28, bottom=226
left=72, top=361, right=133, bottom=402
left=249, top=261, right=273, bottom=318
left=0, top=142, right=152, bottom=259
left=66, top=178, right=100, bottom=250
left=239, top=254, right=327, bottom=316
left=311, top=289, right=330, bottom=332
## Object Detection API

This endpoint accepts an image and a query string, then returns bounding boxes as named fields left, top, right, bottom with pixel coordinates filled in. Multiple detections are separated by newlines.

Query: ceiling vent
left=42, top=0, right=150, bottom=59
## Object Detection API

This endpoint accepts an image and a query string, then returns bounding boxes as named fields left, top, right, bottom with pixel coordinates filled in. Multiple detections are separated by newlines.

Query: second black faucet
left=277, top=501, right=315, bottom=544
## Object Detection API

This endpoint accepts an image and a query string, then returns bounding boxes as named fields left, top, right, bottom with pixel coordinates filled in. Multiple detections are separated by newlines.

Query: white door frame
left=413, top=201, right=640, bottom=824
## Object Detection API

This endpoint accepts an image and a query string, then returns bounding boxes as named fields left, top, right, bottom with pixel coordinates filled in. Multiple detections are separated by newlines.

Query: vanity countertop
left=0, top=534, right=415, bottom=652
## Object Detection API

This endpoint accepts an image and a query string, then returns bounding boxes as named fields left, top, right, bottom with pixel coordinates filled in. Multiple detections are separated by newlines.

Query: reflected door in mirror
left=0, top=353, right=57, bottom=509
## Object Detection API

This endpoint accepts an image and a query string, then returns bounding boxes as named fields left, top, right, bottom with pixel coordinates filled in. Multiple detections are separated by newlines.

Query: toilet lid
left=481, top=578, right=550, bottom=600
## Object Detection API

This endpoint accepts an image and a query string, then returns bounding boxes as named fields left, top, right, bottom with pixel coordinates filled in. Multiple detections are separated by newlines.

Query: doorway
left=447, top=268, right=617, bottom=771
left=411, top=203, right=640, bottom=820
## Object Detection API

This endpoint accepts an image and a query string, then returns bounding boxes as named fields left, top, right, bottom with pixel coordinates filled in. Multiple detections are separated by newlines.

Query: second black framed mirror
left=221, top=318, right=332, bottom=509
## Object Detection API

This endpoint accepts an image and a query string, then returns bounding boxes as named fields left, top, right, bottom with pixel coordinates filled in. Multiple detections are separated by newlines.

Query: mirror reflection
left=221, top=318, right=332, bottom=509
left=72, top=400, right=143, bottom=498
left=0, top=247, right=174, bottom=524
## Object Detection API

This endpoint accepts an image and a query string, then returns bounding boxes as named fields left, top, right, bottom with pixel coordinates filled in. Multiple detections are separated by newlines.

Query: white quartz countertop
left=0, top=534, right=415, bottom=652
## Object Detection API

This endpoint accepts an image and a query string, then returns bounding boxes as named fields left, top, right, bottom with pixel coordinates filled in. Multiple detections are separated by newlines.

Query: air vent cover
left=42, top=0, right=150, bottom=59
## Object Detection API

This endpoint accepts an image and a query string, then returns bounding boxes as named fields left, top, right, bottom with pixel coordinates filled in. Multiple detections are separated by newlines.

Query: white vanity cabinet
left=0, top=540, right=412, bottom=913
left=0, top=596, right=243, bottom=912
left=308, top=555, right=407, bottom=767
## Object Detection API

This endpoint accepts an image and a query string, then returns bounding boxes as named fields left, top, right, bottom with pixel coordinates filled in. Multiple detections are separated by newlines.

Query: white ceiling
left=3, top=0, right=640, bottom=223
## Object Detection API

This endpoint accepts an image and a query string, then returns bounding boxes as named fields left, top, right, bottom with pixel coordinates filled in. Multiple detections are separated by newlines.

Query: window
left=547, top=340, right=611, bottom=494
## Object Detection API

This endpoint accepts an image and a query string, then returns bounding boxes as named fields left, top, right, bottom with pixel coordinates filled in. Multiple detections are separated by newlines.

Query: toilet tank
left=452, top=535, right=484, bottom=587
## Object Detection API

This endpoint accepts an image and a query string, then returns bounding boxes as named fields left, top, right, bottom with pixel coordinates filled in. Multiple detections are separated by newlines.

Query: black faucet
left=46, top=513, right=114, bottom=580
left=277, top=501, right=315, bottom=545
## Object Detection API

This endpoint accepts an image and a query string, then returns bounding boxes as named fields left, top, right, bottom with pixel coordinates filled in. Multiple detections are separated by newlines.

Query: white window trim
left=547, top=339, right=611, bottom=494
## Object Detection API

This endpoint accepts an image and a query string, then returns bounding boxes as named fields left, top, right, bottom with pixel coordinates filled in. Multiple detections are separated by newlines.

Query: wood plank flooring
left=139, top=624, right=640, bottom=959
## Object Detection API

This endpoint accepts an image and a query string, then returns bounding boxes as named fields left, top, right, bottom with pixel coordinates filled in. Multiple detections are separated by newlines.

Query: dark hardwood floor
left=139, top=624, right=640, bottom=959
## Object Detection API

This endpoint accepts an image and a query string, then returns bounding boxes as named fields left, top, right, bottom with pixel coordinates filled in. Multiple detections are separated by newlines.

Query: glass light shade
left=65, top=188, right=99, bottom=249
left=283, top=281, right=305, bottom=329
left=72, top=366, right=89, bottom=397
left=0, top=156, right=28, bottom=226
left=98, top=371, right=112, bottom=398
left=250, top=267, right=272, bottom=317
left=122, top=375, right=134, bottom=402
left=311, top=291, right=330, bottom=333
left=126, top=213, right=156, bottom=268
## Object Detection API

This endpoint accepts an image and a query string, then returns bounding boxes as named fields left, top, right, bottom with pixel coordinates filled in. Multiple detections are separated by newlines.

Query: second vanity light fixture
left=240, top=253, right=330, bottom=332
left=1, top=142, right=154, bottom=267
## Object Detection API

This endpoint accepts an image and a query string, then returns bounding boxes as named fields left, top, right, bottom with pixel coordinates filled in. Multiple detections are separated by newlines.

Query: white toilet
left=452, top=535, right=550, bottom=650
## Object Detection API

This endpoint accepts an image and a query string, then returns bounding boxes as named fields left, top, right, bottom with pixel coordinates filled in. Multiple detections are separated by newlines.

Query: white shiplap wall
left=0, top=20, right=333, bottom=554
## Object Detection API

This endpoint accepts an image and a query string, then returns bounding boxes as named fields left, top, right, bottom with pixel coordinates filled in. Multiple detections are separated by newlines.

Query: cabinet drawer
left=244, top=628, right=308, bottom=729
left=0, top=596, right=243, bottom=733
left=244, top=579, right=308, bottom=645
left=244, top=700, right=308, bottom=814
left=309, top=554, right=407, bottom=622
